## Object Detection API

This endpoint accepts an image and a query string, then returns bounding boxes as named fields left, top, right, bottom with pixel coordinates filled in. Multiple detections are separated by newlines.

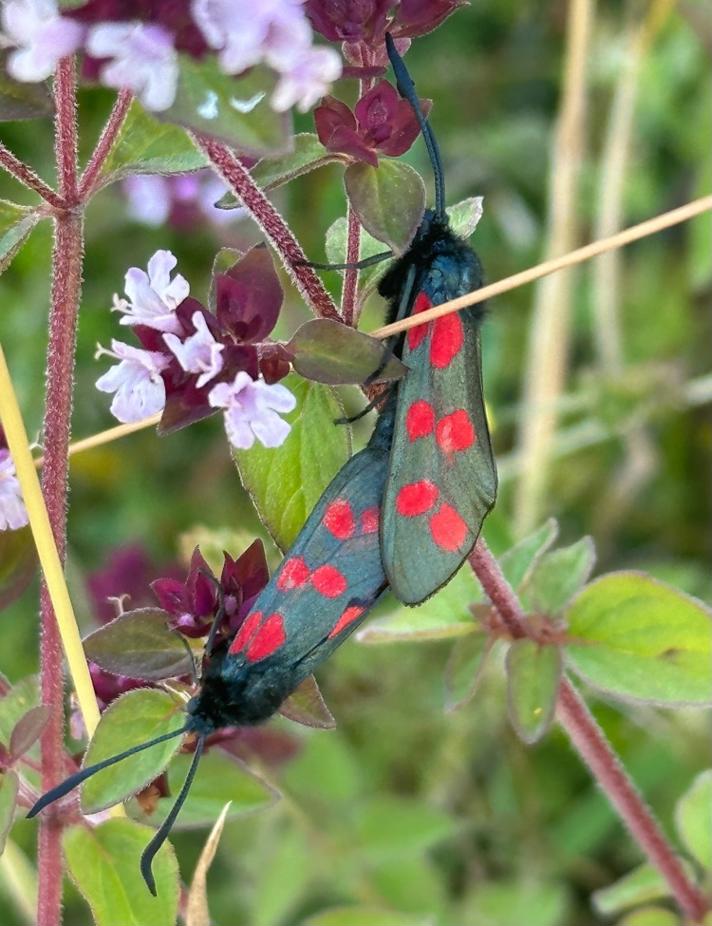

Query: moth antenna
left=140, top=734, right=206, bottom=896
left=27, top=725, right=189, bottom=819
left=385, top=32, right=446, bottom=221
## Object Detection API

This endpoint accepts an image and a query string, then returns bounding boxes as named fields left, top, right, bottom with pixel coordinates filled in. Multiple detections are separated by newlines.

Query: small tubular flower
left=1, top=0, right=84, bottom=82
left=209, top=371, right=296, bottom=450
left=116, top=249, right=189, bottom=334
left=163, top=311, right=224, bottom=388
left=95, top=340, right=170, bottom=423
left=0, top=449, right=29, bottom=532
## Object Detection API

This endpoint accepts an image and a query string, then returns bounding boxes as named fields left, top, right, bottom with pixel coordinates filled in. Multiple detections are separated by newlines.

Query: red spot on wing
left=311, top=564, right=348, bottom=598
left=406, top=400, right=435, bottom=441
left=323, top=499, right=355, bottom=540
left=407, top=292, right=432, bottom=351
left=277, top=556, right=310, bottom=590
left=436, top=409, right=476, bottom=454
left=229, top=610, right=262, bottom=654
left=396, top=480, right=439, bottom=517
left=430, top=314, right=464, bottom=368
left=429, top=503, right=469, bottom=552
left=360, top=506, right=380, bottom=534
left=328, top=605, right=365, bottom=639
left=245, top=612, right=286, bottom=662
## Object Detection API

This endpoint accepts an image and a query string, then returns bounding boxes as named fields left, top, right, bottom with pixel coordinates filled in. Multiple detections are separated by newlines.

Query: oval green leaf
left=216, top=134, right=342, bottom=208
left=98, top=99, right=208, bottom=185
left=9, top=705, right=49, bottom=759
left=288, top=319, right=406, bottom=385
left=0, top=676, right=40, bottom=747
left=499, top=519, right=559, bottom=591
left=0, top=201, right=41, bottom=275
left=63, top=819, right=178, bottom=926
left=0, top=770, right=19, bottom=854
left=0, top=526, right=37, bottom=610
left=129, top=749, right=278, bottom=829
left=592, top=862, right=678, bottom=916
left=83, top=608, right=194, bottom=681
left=675, top=770, right=712, bottom=868
left=163, top=57, right=290, bottom=156
left=234, top=374, right=351, bottom=550
left=81, top=689, right=186, bottom=814
left=506, top=639, right=562, bottom=744
left=619, top=908, right=680, bottom=926
left=344, top=160, right=425, bottom=253
left=521, top=536, right=596, bottom=615
left=566, top=572, right=712, bottom=705
left=444, top=632, right=494, bottom=712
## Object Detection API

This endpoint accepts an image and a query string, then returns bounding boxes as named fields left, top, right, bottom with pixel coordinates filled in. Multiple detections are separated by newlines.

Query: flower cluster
left=315, top=78, right=430, bottom=166
left=95, top=248, right=295, bottom=450
left=122, top=171, right=240, bottom=230
left=0, top=0, right=341, bottom=113
left=0, top=429, right=29, bottom=533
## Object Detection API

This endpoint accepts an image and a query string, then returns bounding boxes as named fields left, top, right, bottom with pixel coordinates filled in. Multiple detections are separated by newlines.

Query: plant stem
left=191, top=133, right=340, bottom=322
left=0, top=143, right=65, bottom=209
left=37, top=56, right=83, bottom=926
left=469, top=538, right=708, bottom=923
left=341, top=205, right=361, bottom=326
left=78, top=89, right=133, bottom=200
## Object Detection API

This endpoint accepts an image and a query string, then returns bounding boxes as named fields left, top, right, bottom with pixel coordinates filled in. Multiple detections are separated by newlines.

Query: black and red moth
left=379, top=34, right=497, bottom=605
left=28, top=396, right=396, bottom=894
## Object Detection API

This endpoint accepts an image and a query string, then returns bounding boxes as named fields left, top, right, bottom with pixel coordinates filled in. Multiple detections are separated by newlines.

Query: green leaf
left=499, top=519, right=559, bottom=591
left=288, top=319, right=406, bottom=385
left=98, top=99, right=208, bottom=185
left=618, top=908, right=680, bottom=926
left=129, top=749, right=278, bottom=829
left=81, top=689, right=185, bottom=814
left=444, top=632, right=494, bottom=712
left=521, top=537, right=596, bottom=614
left=251, top=827, right=312, bottom=926
left=506, top=640, right=562, bottom=744
left=163, top=57, right=290, bottom=156
left=216, top=134, right=342, bottom=207
left=353, top=796, right=457, bottom=860
left=592, top=863, right=676, bottom=915
left=565, top=572, right=712, bottom=705
left=0, top=676, right=40, bottom=747
left=83, top=608, right=194, bottom=681
left=305, top=909, right=432, bottom=926
left=0, top=526, right=37, bottom=609
left=9, top=705, right=49, bottom=759
left=446, top=196, right=484, bottom=239
left=344, top=160, right=425, bottom=253
left=0, top=770, right=19, bottom=855
left=464, top=879, right=568, bottom=926
left=675, top=770, right=712, bottom=868
left=234, top=374, right=350, bottom=550
left=63, top=819, right=179, bottom=926
left=0, top=201, right=41, bottom=275
left=279, top=675, right=336, bottom=729
left=0, top=53, right=53, bottom=121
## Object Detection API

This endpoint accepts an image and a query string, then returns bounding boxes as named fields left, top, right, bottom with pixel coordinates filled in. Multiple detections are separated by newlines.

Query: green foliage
left=344, top=161, right=425, bottom=253
left=81, top=690, right=185, bottom=813
left=83, top=608, right=194, bottom=681
left=0, top=526, right=36, bottom=609
left=566, top=573, right=712, bottom=705
left=674, top=770, right=712, bottom=868
left=520, top=536, right=595, bottom=614
left=444, top=631, right=493, bottom=711
left=234, top=374, right=351, bottom=550
left=0, top=54, right=52, bottom=120
left=63, top=819, right=179, bottom=926
left=506, top=639, right=561, bottom=744
left=0, top=770, right=18, bottom=854
left=0, top=202, right=41, bottom=274
left=592, top=863, right=679, bottom=916
left=305, top=909, right=433, bottom=926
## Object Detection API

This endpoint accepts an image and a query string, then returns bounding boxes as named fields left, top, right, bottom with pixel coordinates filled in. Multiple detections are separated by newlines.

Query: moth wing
left=382, top=309, right=496, bottom=604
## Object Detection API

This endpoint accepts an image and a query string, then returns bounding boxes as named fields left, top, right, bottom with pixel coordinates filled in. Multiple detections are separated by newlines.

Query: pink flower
left=1, top=0, right=84, bottom=82
left=272, top=44, right=341, bottom=113
left=163, top=310, right=224, bottom=388
left=115, top=249, right=189, bottom=335
left=86, top=20, right=179, bottom=111
left=209, top=371, right=295, bottom=449
left=95, top=340, right=170, bottom=423
left=0, top=449, right=28, bottom=532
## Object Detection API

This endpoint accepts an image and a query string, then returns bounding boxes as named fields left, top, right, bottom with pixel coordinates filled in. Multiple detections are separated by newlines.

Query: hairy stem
left=341, top=205, right=361, bottom=326
left=78, top=89, right=133, bottom=200
left=0, top=143, right=65, bottom=209
left=37, top=56, right=83, bottom=926
left=469, top=538, right=708, bottom=923
left=191, top=133, right=340, bottom=322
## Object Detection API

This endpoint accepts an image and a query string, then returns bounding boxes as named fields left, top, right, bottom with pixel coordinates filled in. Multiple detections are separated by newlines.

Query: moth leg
left=295, top=251, right=392, bottom=272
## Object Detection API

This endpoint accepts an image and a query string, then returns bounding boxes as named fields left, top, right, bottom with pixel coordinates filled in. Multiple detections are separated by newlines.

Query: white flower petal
left=0, top=449, right=29, bottom=531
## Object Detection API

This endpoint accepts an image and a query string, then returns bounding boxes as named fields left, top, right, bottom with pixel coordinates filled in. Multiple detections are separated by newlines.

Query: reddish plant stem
left=469, top=537, right=708, bottom=924
left=341, top=205, right=361, bottom=326
left=78, top=89, right=133, bottom=200
left=192, top=133, right=340, bottom=322
left=0, top=142, right=65, bottom=208
left=37, top=57, right=83, bottom=926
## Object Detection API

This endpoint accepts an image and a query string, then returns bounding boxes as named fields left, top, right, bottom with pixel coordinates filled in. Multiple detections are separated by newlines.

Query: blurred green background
left=1, top=1, right=711, bottom=924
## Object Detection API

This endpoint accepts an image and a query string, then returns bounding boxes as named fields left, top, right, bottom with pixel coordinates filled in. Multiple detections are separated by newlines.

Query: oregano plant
left=0, top=2, right=710, bottom=926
